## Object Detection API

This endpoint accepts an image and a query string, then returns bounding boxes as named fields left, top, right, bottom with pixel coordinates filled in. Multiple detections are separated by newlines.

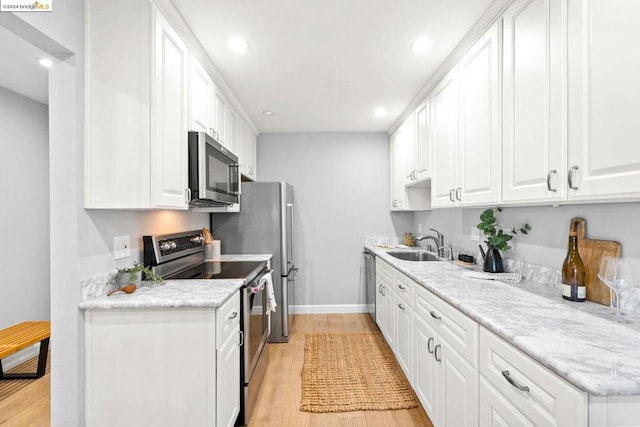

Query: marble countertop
left=79, top=254, right=272, bottom=310
left=366, top=245, right=640, bottom=397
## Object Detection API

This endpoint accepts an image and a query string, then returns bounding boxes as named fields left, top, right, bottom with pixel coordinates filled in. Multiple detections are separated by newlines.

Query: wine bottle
left=561, top=230, right=586, bottom=301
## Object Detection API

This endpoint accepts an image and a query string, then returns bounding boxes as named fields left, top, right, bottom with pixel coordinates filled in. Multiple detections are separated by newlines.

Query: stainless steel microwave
left=187, top=131, right=239, bottom=207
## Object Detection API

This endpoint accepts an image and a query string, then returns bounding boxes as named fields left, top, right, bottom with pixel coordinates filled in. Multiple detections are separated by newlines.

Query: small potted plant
left=112, top=262, right=164, bottom=286
left=477, top=208, right=531, bottom=273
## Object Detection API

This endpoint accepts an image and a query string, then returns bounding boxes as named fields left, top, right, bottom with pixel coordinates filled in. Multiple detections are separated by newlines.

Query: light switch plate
left=114, top=235, right=131, bottom=260
left=470, top=227, right=481, bottom=242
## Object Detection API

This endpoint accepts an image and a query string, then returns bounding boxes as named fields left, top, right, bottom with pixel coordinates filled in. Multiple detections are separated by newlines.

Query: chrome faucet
left=416, top=228, right=445, bottom=257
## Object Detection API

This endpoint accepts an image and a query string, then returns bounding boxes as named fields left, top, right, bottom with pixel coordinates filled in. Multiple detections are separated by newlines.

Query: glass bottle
left=561, top=231, right=586, bottom=301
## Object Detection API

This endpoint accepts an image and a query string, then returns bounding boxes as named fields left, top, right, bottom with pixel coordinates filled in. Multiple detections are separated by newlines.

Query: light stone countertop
left=366, top=245, right=640, bottom=397
left=78, top=254, right=272, bottom=310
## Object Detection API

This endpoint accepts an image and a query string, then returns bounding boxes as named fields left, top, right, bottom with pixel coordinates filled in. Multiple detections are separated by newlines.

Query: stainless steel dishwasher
left=363, top=250, right=376, bottom=321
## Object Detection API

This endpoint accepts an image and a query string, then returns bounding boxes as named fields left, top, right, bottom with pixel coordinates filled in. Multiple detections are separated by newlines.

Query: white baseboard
left=292, top=304, right=368, bottom=314
left=1, top=343, right=40, bottom=371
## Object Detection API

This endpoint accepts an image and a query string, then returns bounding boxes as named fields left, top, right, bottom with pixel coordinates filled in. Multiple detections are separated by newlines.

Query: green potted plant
left=477, top=208, right=531, bottom=273
left=112, top=262, right=164, bottom=286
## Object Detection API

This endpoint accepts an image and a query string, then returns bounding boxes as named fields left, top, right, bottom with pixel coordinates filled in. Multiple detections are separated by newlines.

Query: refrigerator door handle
left=287, top=202, right=295, bottom=269
left=288, top=266, right=299, bottom=280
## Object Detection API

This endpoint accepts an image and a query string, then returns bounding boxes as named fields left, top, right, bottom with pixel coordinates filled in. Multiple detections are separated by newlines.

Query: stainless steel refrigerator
left=211, top=182, right=297, bottom=343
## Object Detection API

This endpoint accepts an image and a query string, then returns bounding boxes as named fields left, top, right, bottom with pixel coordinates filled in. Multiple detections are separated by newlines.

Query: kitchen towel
left=462, top=270, right=522, bottom=283
left=262, top=272, right=277, bottom=312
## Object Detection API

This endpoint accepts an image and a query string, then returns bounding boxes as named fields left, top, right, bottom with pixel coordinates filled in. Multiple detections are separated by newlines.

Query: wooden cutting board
left=570, top=217, right=622, bottom=305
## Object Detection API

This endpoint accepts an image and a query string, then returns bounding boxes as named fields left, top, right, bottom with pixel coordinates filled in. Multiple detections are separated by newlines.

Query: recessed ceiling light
left=411, top=37, right=432, bottom=54
left=38, top=58, right=53, bottom=68
left=374, top=108, right=387, bottom=118
left=228, top=37, right=248, bottom=53
left=262, top=110, right=274, bottom=116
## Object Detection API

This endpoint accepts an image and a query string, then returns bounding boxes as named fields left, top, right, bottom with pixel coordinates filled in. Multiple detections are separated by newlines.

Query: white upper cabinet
left=390, top=129, right=407, bottom=210
left=414, top=100, right=431, bottom=183
left=567, top=0, right=640, bottom=202
left=457, top=21, right=501, bottom=206
left=152, top=9, right=189, bottom=209
left=214, top=89, right=229, bottom=148
left=502, top=0, right=567, bottom=204
left=188, top=53, right=215, bottom=135
left=431, top=68, right=460, bottom=208
left=85, top=0, right=188, bottom=209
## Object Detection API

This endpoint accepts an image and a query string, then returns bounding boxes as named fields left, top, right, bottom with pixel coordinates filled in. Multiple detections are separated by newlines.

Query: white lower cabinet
left=479, top=327, right=587, bottom=427
left=85, top=293, right=241, bottom=427
left=394, top=286, right=413, bottom=381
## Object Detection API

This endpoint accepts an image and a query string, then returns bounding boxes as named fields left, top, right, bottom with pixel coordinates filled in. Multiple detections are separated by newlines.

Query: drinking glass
left=597, top=257, right=640, bottom=322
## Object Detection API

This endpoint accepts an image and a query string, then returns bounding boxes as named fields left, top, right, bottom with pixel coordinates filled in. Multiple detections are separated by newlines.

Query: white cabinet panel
left=502, top=0, right=567, bottom=204
left=458, top=22, right=501, bottom=206
left=414, top=101, right=431, bottom=183
left=395, top=289, right=413, bottom=382
left=189, top=54, right=214, bottom=135
left=151, top=8, right=189, bottom=209
left=214, top=89, right=229, bottom=148
left=440, top=336, right=478, bottom=427
left=568, top=0, right=640, bottom=201
left=480, top=376, right=535, bottom=427
left=216, top=327, right=240, bottom=427
left=431, top=70, right=460, bottom=208
left=414, top=315, right=441, bottom=425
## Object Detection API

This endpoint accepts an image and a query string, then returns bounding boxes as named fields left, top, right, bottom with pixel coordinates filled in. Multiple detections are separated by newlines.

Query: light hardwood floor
left=0, top=356, right=50, bottom=426
left=249, top=313, right=434, bottom=427
left=0, top=314, right=433, bottom=427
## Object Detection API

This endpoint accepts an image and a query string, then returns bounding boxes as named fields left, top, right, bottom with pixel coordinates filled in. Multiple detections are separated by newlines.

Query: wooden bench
left=0, top=321, right=50, bottom=380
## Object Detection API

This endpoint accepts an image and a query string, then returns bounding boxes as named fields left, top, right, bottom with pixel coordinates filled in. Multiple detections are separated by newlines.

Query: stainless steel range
left=143, top=230, right=270, bottom=426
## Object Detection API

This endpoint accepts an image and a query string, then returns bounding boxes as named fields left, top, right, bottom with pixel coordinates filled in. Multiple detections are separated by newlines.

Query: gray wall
left=413, top=202, right=640, bottom=270
left=0, top=87, right=50, bottom=329
left=258, top=132, right=408, bottom=309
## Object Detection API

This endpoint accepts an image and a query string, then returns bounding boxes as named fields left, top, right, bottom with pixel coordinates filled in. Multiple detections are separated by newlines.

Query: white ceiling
left=172, top=0, right=494, bottom=133
left=0, top=24, right=49, bottom=105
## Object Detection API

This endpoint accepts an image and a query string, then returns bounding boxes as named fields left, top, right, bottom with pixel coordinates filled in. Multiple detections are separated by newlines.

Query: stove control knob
left=160, top=241, right=176, bottom=251
left=191, top=236, right=204, bottom=245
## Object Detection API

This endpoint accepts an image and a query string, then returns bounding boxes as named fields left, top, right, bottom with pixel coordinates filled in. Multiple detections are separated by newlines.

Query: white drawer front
left=480, top=375, right=535, bottom=427
left=479, top=327, right=587, bottom=427
left=376, top=258, right=394, bottom=282
left=216, top=292, right=240, bottom=348
left=418, top=286, right=478, bottom=368
left=395, top=272, right=415, bottom=307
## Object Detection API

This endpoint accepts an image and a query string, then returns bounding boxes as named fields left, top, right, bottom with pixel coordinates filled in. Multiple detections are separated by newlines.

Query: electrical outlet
left=470, top=227, right=481, bottom=242
left=114, top=235, right=131, bottom=260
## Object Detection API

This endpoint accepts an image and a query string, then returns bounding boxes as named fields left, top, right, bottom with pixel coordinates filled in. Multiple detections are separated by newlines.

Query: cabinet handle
left=429, top=310, right=441, bottom=321
left=427, top=337, right=434, bottom=353
left=456, top=187, right=462, bottom=201
left=228, top=311, right=238, bottom=320
left=381, top=285, right=385, bottom=297
left=398, top=284, right=406, bottom=290
left=397, top=303, right=406, bottom=311
left=238, top=330, right=244, bottom=347
left=568, top=166, right=579, bottom=190
left=434, top=344, right=442, bottom=362
left=501, top=370, right=530, bottom=392
left=449, top=189, right=455, bottom=202
left=185, top=188, right=191, bottom=204
left=546, top=169, right=557, bottom=192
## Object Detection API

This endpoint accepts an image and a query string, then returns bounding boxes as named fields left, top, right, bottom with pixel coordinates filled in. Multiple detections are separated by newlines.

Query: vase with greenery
left=477, top=208, right=531, bottom=273
left=112, top=262, right=164, bottom=286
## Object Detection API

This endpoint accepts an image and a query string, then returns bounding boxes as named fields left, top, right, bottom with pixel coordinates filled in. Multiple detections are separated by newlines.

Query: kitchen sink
left=387, top=250, right=441, bottom=261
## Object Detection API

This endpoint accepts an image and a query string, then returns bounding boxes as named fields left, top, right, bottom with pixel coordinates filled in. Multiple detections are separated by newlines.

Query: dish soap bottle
left=561, top=226, right=586, bottom=302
